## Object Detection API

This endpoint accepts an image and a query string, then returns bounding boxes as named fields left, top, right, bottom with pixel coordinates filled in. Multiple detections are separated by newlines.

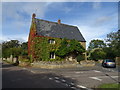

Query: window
left=50, top=52, right=55, bottom=59
left=48, top=39, right=55, bottom=44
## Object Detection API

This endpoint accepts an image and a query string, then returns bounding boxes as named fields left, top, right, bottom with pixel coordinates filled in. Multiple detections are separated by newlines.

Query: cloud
left=2, top=2, right=50, bottom=21
left=92, top=2, right=101, bottom=9
left=1, top=34, right=28, bottom=43
left=63, top=7, right=72, bottom=13
left=93, top=16, right=112, bottom=26
left=70, top=11, right=118, bottom=48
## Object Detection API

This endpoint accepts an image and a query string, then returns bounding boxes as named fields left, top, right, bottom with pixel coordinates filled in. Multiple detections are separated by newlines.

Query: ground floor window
left=50, top=52, right=55, bottom=59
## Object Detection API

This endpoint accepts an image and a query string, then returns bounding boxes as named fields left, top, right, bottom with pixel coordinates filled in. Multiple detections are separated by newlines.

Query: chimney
left=58, top=19, right=61, bottom=24
left=32, top=13, right=36, bottom=19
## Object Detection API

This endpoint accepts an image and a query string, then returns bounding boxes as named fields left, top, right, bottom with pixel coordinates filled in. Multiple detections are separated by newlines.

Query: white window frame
left=49, top=39, right=55, bottom=44
left=50, top=52, right=55, bottom=59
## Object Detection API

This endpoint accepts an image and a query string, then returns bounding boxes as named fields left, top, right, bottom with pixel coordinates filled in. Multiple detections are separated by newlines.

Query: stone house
left=28, top=13, right=86, bottom=61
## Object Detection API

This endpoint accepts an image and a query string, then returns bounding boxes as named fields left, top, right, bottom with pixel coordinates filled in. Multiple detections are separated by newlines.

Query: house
left=28, top=13, right=86, bottom=61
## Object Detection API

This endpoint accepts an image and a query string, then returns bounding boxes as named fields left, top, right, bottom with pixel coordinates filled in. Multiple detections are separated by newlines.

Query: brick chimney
left=32, top=13, right=36, bottom=19
left=58, top=19, right=61, bottom=24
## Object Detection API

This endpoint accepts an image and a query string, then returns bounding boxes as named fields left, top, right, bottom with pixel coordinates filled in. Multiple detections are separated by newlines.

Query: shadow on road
left=2, top=64, right=78, bottom=89
left=2, top=63, right=16, bottom=68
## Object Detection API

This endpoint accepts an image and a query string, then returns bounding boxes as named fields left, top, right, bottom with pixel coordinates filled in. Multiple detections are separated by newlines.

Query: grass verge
left=98, top=83, right=120, bottom=88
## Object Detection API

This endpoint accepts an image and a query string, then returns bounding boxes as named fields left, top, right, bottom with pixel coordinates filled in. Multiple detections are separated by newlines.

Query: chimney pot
left=32, top=13, right=36, bottom=18
left=58, top=19, right=61, bottom=24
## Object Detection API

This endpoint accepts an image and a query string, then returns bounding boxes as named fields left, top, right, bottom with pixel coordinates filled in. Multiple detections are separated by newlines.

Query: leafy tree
left=10, top=47, right=22, bottom=57
left=90, top=48, right=106, bottom=61
left=103, top=47, right=116, bottom=59
left=2, top=40, right=28, bottom=58
left=55, top=38, right=69, bottom=57
left=88, top=39, right=106, bottom=51
left=55, top=39, right=85, bottom=58
left=2, top=40, right=20, bottom=49
left=106, top=30, right=120, bottom=57
left=21, top=42, right=28, bottom=56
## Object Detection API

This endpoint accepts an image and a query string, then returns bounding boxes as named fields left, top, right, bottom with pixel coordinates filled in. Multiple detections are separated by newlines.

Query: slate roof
left=35, top=18, right=86, bottom=42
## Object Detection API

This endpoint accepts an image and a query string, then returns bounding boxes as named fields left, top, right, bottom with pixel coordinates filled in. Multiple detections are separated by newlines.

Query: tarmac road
left=2, top=62, right=119, bottom=90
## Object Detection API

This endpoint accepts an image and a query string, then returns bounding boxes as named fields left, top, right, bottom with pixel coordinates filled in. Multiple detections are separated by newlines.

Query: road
left=2, top=62, right=119, bottom=90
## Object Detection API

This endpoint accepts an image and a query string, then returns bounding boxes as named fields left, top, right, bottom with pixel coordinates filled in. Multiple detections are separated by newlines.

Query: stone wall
left=32, top=61, right=77, bottom=69
left=80, top=60, right=95, bottom=66
left=116, top=57, right=120, bottom=65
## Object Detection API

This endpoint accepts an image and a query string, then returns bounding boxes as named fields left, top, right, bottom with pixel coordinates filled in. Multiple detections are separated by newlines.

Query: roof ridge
left=35, top=18, right=77, bottom=28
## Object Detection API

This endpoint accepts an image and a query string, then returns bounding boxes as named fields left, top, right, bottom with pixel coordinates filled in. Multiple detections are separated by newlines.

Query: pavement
left=2, top=62, right=120, bottom=90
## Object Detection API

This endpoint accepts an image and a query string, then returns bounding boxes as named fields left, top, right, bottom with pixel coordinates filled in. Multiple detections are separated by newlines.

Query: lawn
left=98, top=83, right=120, bottom=89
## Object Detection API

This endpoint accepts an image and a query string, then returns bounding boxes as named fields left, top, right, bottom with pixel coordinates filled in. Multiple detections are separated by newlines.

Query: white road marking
left=64, top=76, right=71, bottom=78
left=30, top=71, right=35, bottom=73
left=98, top=76, right=118, bottom=78
left=77, top=85, right=87, bottom=88
left=102, top=68, right=115, bottom=72
left=49, top=78, right=53, bottom=80
left=61, top=79, right=66, bottom=82
left=75, top=72, right=83, bottom=74
left=70, top=82, right=75, bottom=85
left=93, top=70, right=101, bottom=73
left=55, top=77, right=59, bottom=79
left=55, top=80, right=60, bottom=83
left=89, top=77, right=102, bottom=81
left=72, top=78, right=75, bottom=79
left=65, top=83, right=69, bottom=86
left=71, top=87, right=77, bottom=89
left=23, top=68, right=27, bottom=70
left=111, top=76, right=118, bottom=78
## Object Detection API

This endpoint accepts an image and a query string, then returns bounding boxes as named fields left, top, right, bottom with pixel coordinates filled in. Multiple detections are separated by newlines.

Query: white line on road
left=23, top=68, right=27, bottom=70
left=71, top=87, right=77, bottom=89
left=98, top=76, right=118, bottom=78
left=49, top=78, right=53, bottom=80
left=30, top=71, right=36, bottom=73
left=93, top=70, right=101, bottom=73
left=77, top=85, right=87, bottom=88
left=55, top=77, right=59, bottom=79
left=65, top=83, right=69, bottom=86
left=61, top=79, right=66, bottom=82
left=111, top=76, right=119, bottom=78
left=70, top=82, right=75, bottom=85
left=75, top=72, right=83, bottom=74
left=64, top=76, right=71, bottom=78
left=89, top=77, right=102, bottom=81
left=55, top=80, right=60, bottom=83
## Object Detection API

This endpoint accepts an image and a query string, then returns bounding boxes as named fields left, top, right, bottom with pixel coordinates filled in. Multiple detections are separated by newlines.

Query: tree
left=106, top=30, right=120, bottom=57
left=103, top=47, right=116, bottom=59
left=2, top=40, right=28, bottom=58
left=90, top=48, right=106, bottom=61
left=21, top=42, right=28, bottom=56
left=88, top=39, right=106, bottom=51
left=55, top=39, right=85, bottom=58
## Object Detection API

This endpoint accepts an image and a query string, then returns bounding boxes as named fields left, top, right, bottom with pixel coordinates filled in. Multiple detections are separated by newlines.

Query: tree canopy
left=88, top=39, right=106, bottom=51
left=88, top=30, right=120, bottom=60
left=106, top=30, right=120, bottom=57
left=2, top=40, right=28, bottom=58
left=55, top=39, right=85, bottom=58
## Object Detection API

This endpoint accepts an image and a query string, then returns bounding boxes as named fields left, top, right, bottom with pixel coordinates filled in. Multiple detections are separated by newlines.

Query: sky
left=1, top=1, right=118, bottom=49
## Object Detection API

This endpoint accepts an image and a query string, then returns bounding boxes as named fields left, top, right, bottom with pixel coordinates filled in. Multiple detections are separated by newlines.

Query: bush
left=76, top=54, right=85, bottom=62
left=90, top=48, right=106, bottom=61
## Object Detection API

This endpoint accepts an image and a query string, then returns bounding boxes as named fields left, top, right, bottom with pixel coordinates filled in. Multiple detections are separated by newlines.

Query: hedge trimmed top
left=34, top=18, right=86, bottom=42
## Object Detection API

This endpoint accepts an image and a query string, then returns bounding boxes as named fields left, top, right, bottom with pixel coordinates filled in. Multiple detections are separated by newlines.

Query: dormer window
left=48, top=39, right=55, bottom=44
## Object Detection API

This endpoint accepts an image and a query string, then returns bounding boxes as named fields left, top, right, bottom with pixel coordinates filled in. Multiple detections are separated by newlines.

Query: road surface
left=2, top=62, right=119, bottom=90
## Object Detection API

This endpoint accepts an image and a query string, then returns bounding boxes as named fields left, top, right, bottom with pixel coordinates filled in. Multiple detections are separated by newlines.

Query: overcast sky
left=1, top=1, right=118, bottom=48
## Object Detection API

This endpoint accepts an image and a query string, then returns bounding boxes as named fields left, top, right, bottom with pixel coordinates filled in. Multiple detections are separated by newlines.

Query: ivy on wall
left=28, top=18, right=86, bottom=62
left=33, top=36, right=63, bottom=61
